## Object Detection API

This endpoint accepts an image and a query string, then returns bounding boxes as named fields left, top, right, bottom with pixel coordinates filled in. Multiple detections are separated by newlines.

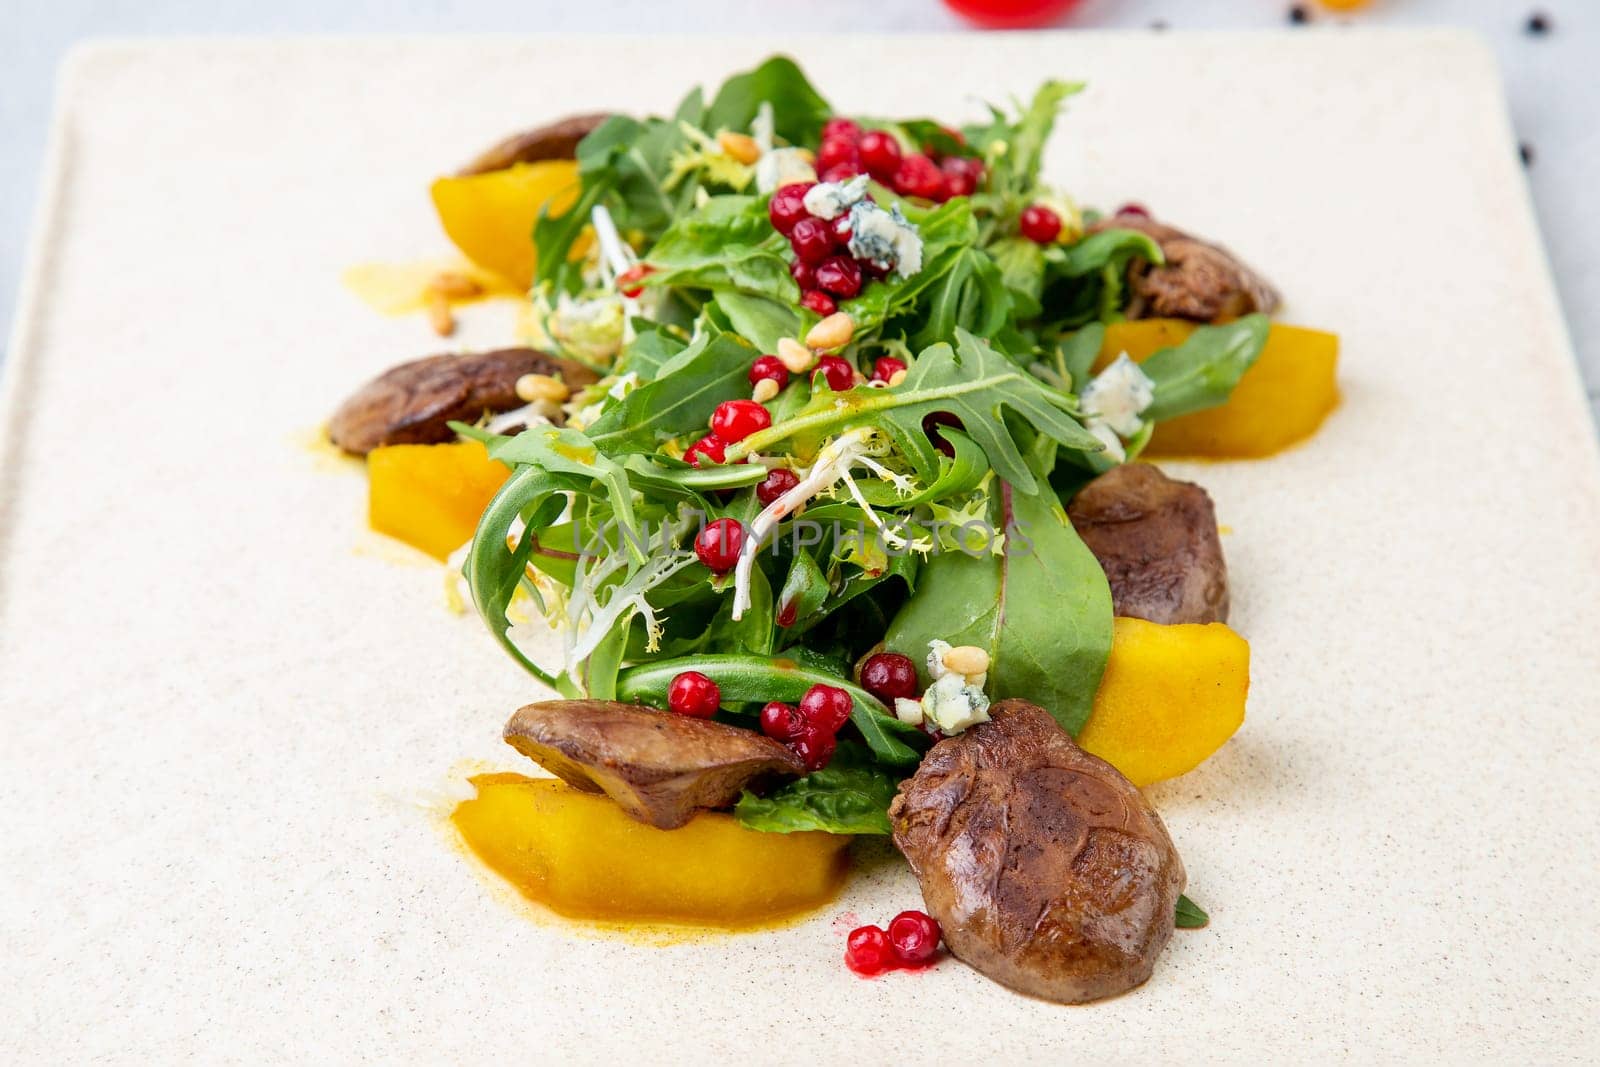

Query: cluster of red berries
left=684, top=397, right=773, bottom=470
left=845, top=910, right=944, bottom=976
left=815, top=117, right=986, bottom=203
left=759, top=682, right=855, bottom=770
left=857, top=651, right=918, bottom=704
left=769, top=180, right=873, bottom=317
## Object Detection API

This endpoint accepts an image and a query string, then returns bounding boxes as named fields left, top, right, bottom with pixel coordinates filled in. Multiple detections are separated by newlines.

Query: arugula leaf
left=884, top=480, right=1113, bottom=735
left=705, top=55, right=831, bottom=145
left=1056, top=321, right=1104, bottom=391
left=992, top=236, right=1047, bottom=305
left=1175, top=894, right=1210, bottom=929
left=616, top=321, right=689, bottom=380
left=488, top=427, right=644, bottom=561
left=586, top=334, right=757, bottom=452
left=1008, top=81, right=1083, bottom=190
left=464, top=465, right=576, bottom=689
left=729, top=330, right=1104, bottom=494
left=1049, top=228, right=1163, bottom=278
left=966, top=81, right=1084, bottom=195
left=734, top=742, right=899, bottom=834
left=1140, top=315, right=1270, bottom=422
left=713, top=291, right=801, bottom=354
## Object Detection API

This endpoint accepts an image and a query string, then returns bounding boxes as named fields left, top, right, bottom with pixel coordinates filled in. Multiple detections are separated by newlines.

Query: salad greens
left=464, top=56, right=1268, bottom=834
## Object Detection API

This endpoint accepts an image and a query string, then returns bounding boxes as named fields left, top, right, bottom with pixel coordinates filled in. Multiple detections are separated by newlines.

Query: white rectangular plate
left=3, top=33, right=1599, bottom=1062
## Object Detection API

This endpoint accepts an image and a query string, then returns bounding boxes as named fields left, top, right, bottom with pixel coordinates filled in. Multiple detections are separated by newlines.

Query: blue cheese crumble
left=1080, top=353, right=1155, bottom=462
left=919, top=639, right=991, bottom=733
left=846, top=202, right=923, bottom=279
left=802, top=175, right=870, bottom=220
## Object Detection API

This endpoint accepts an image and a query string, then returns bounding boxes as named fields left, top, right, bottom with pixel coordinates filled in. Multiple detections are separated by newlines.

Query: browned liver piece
left=1067, top=462, right=1230, bottom=624
left=890, top=700, right=1185, bottom=1004
left=503, top=700, right=806, bottom=830
left=1088, top=213, right=1279, bottom=322
left=327, top=348, right=596, bottom=455
left=457, top=113, right=613, bottom=176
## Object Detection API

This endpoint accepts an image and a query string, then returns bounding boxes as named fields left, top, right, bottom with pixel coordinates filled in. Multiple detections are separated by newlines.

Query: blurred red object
left=943, top=0, right=1083, bottom=28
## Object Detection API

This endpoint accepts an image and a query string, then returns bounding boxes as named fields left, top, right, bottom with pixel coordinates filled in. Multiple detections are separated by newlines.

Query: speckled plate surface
left=3, top=33, right=1598, bottom=1063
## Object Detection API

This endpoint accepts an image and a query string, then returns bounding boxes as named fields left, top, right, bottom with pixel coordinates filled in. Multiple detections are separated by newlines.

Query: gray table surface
left=3, top=0, right=1595, bottom=425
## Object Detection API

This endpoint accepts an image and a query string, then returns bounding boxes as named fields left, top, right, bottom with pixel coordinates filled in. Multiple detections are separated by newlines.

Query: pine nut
left=515, top=373, right=570, bottom=404
left=805, top=312, right=855, bottom=351
left=751, top=378, right=780, bottom=403
left=426, top=292, right=454, bottom=337
left=718, top=130, right=762, bottom=165
left=776, top=337, right=816, bottom=374
left=888, top=368, right=908, bottom=387
left=942, top=645, right=990, bottom=677
left=427, top=271, right=482, bottom=299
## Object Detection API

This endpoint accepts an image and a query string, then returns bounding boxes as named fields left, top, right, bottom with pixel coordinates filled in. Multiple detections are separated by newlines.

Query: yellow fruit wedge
left=367, top=440, right=510, bottom=561
left=1078, top=617, right=1250, bottom=786
left=452, top=774, right=852, bottom=927
left=1097, top=319, right=1339, bottom=457
left=430, top=160, right=580, bottom=289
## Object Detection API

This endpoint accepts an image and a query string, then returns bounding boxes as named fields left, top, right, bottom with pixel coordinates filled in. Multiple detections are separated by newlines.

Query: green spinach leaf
left=1140, top=315, right=1270, bottom=422
left=884, top=480, right=1113, bottom=735
left=734, top=742, right=900, bottom=834
left=705, top=55, right=831, bottom=145
left=1175, top=894, right=1210, bottom=929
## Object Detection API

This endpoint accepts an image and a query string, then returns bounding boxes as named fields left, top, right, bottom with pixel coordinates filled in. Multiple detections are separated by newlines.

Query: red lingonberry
left=860, top=652, right=918, bottom=702
left=790, top=257, right=818, bottom=290
left=791, top=723, right=837, bottom=771
left=1019, top=203, right=1063, bottom=244
left=893, top=153, right=948, bottom=201
left=829, top=214, right=853, bottom=246
left=871, top=356, right=907, bottom=383
left=817, top=136, right=860, bottom=175
left=886, top=910, right=942, bottom=967
left=811, top=355, right=855, bottom=393
left=1115, top=201, right=1150, bottom=218
left=759, top=701, right=803, bottom=741
left=748, top=355, right=790, bottom=389
left=710, top=400, right=771, bottom=443
left=694, top=517, right=744, bottom=572
left=845, top=925, right=894, bottom=976
left=819, top=163, right=861, bottom=183
left=858, top=130, right=903, bottom=182
left=667, top=671, right=720, bottom=718
left=684, top=434, right=726, bottom=467
left=798, top=683, right=853, bottom=733
left=821, top=117, right=862, bottom=143
left=790, top=217, right=835, bottom=265
left=815, top=256, right=863, bottom=299
left=800, top=289, right=837, bottom=317
left=940, top=155, right=985, bottom=198
left=769, top=183, right=815, bottom=235
left=616, top=264, right=655, bottom=297
left=756, top=467, right=800, bottom=506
